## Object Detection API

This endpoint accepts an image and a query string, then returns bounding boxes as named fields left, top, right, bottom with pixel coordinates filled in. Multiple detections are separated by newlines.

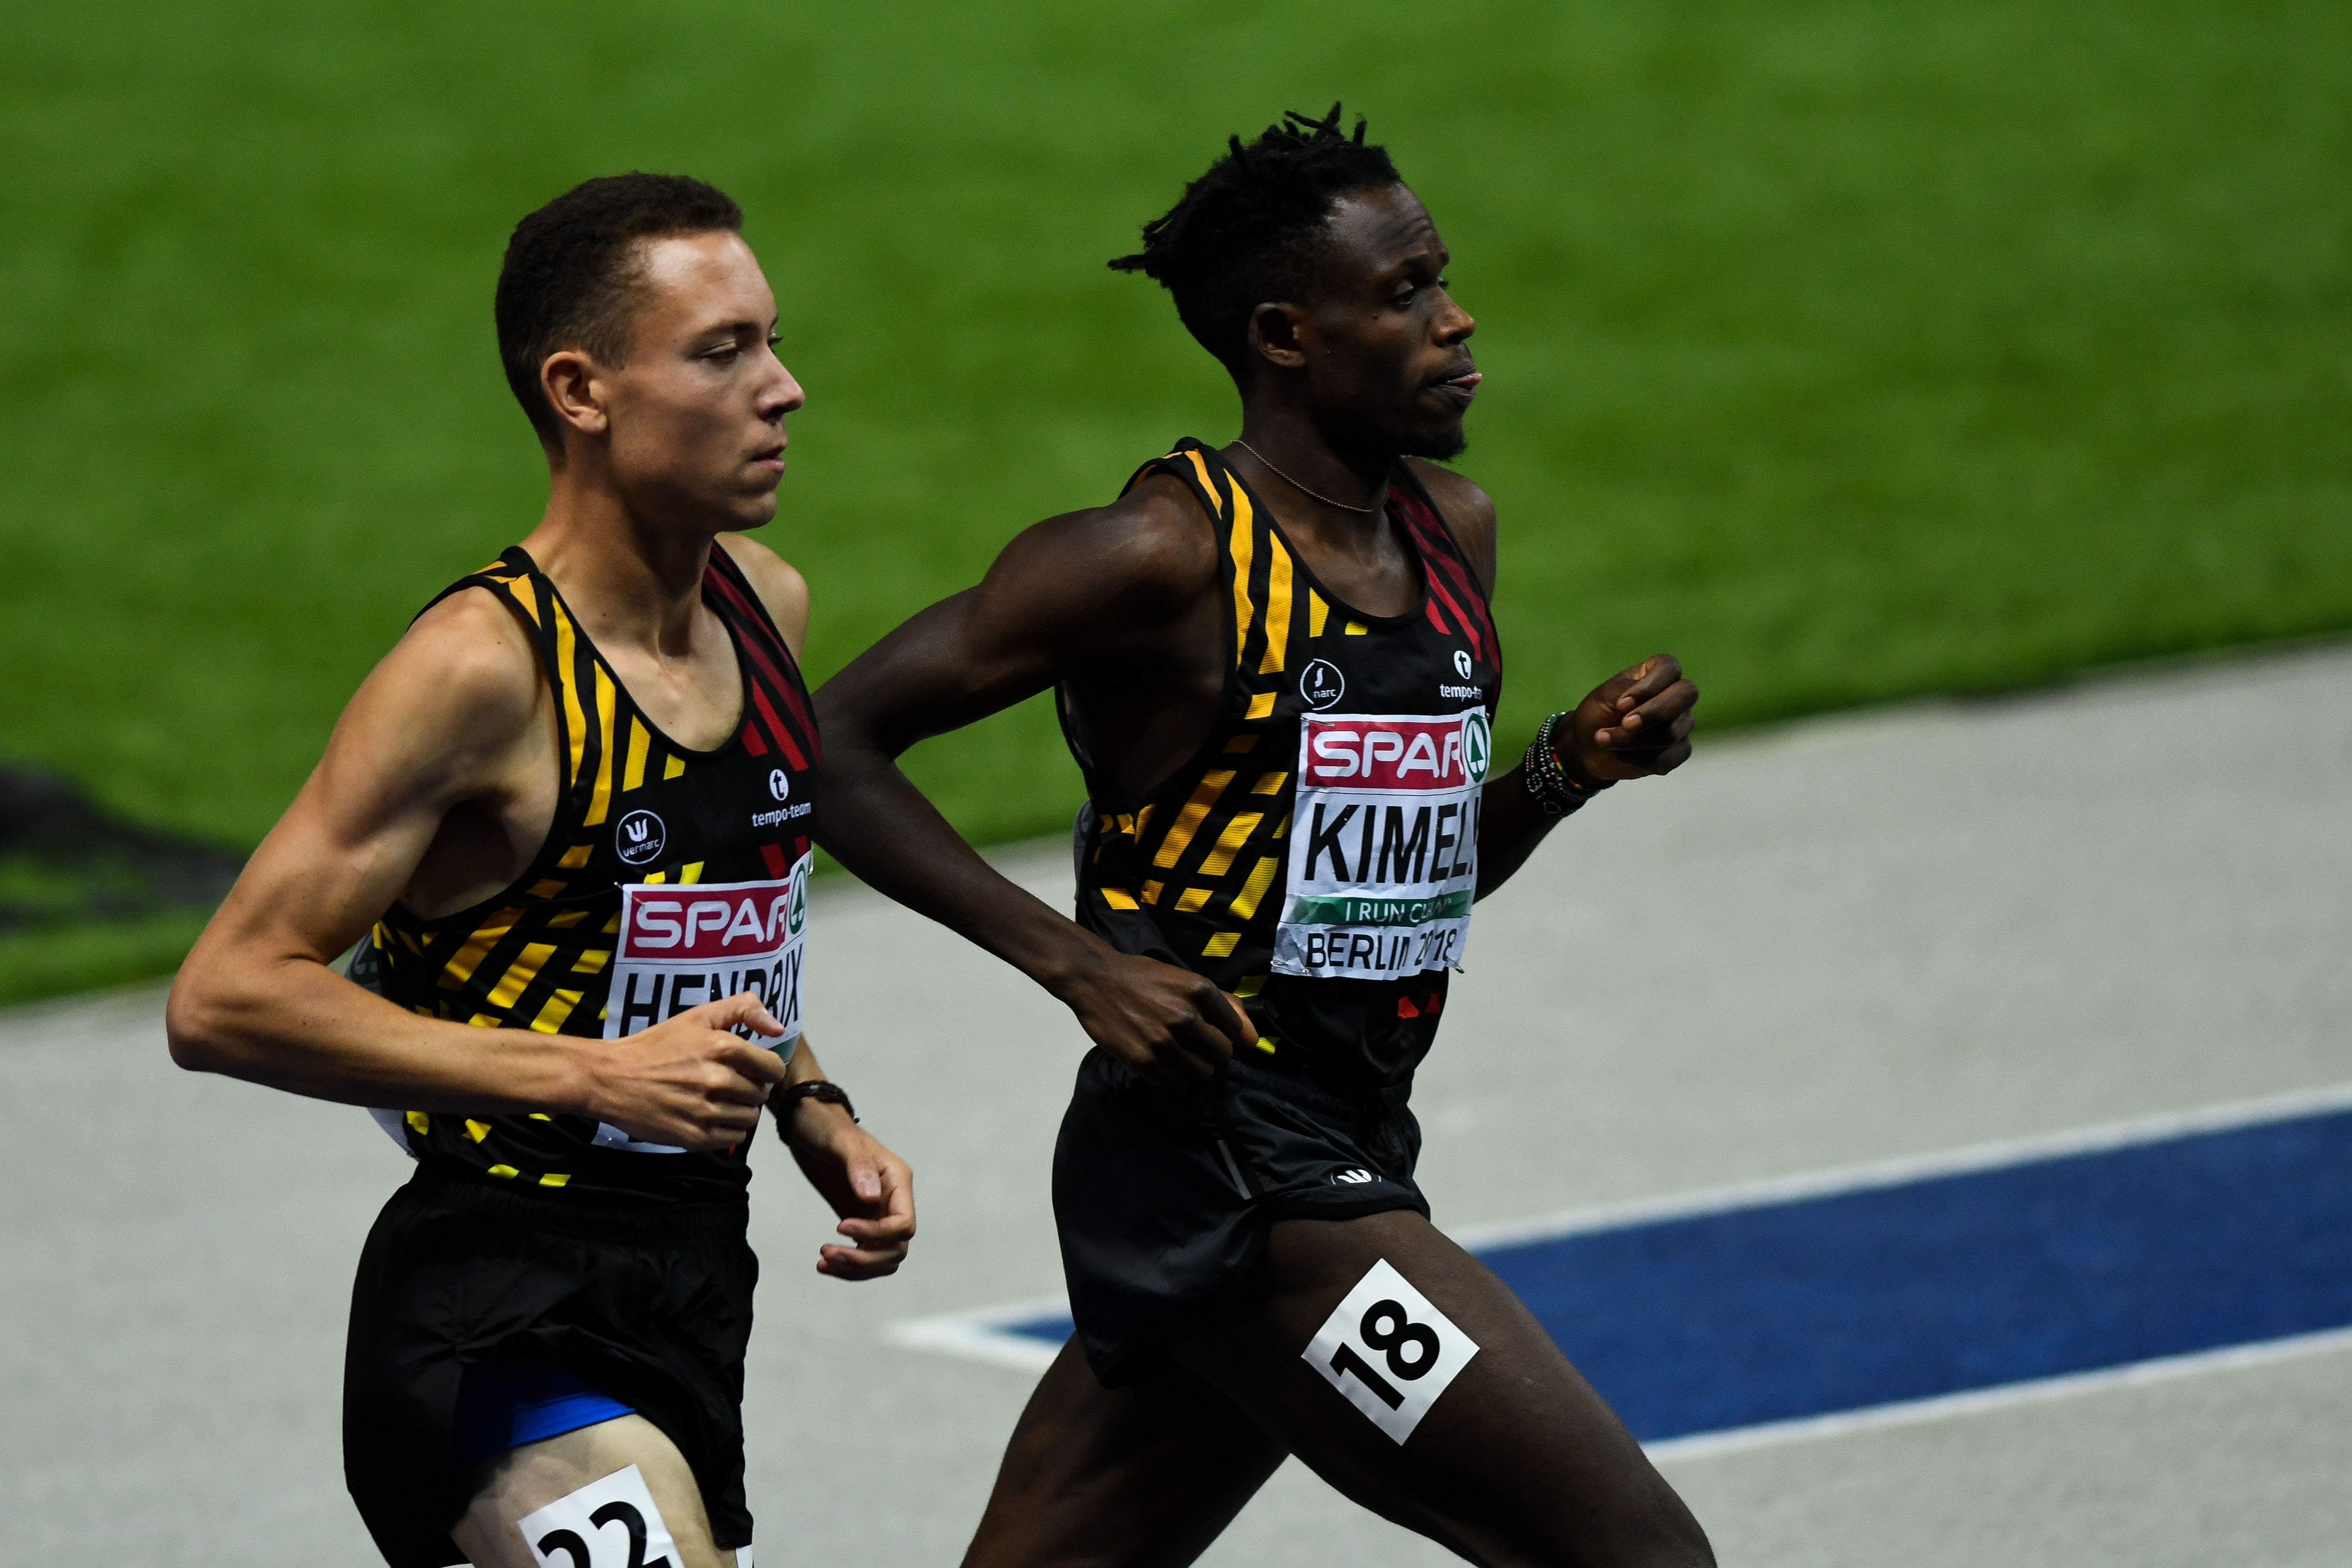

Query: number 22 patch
left=516, top=1463, right=678, bottom=1568
left=1303, top=1258, right=1479, bottom=1443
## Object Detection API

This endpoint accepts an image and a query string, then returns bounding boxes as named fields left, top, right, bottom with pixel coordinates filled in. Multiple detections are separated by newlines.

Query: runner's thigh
left=451, top=1413, right=732, bottom=1568
left=1170, top=1210, right=1713, bottom=1568
left=960, top=1335, right=1287, bottom=1568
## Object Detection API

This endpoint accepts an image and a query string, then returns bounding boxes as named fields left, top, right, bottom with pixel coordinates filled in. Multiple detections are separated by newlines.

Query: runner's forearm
left=814, top=742, right=1118, bottom=998
left=1473, top=766, right=1561, bottom=898
left=168, top=940, right=597, bottom=1114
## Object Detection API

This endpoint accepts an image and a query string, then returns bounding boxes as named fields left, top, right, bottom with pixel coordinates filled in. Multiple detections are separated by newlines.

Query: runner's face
left=1295, top=185, right=1478, bottom=460
left=600, top=232, right=805, bottom=529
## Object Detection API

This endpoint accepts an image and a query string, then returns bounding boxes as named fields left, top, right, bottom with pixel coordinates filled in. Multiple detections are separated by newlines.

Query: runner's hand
left=780, top=1104, right=916, bottom=1279
left=1564, top=655, right=1698, bottom=783
left=1059, top=950, right=1256, bottom=1091
left=582, top=992, right=792, bottom=1150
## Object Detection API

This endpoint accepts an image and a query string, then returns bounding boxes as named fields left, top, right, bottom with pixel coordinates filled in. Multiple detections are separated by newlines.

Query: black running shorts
left=1053, top=1046, right=1428, bottom=1385
left=343, top=1163, right=757, bottom=1566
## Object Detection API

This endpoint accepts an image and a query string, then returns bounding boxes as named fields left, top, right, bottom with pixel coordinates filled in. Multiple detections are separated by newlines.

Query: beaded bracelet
left=1521, top=711, right=1611, bottom=819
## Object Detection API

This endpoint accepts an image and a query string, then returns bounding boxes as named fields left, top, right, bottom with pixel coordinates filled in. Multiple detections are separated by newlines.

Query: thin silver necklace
left=1234, top=439, right=1383, bottom=516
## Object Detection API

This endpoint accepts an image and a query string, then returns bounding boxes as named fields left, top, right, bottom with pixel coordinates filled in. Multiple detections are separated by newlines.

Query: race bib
left=1274, top=709, right=1488, bottom=981
left=596, top=854, right=811, bottom=1152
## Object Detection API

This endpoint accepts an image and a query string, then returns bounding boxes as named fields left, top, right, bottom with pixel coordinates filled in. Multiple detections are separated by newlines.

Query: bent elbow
left=163, top=976, right=227, bottom=1073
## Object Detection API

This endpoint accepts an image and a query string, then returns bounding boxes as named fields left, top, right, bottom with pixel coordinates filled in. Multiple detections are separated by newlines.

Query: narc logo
left=768, top=768, right=791, bottom=802
left=615, top=808, right=666, bottom=867
left=1460, top=712, right=1493, bottom=783
left=1300, top=658, right=1346, bottom=712
left=1452, top=649, right=1473, bottom=680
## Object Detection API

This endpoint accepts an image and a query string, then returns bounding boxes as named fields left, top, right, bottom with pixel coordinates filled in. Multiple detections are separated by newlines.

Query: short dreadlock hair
left=1111, top=105, right=1402, bottom=381
left=495, top=173, right=745, bottom=446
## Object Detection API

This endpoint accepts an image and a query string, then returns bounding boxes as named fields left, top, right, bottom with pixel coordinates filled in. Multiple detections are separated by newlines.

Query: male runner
left=167, top=174, right=914, bottom=1568
left=815, top=110, right=1709, bottom=1565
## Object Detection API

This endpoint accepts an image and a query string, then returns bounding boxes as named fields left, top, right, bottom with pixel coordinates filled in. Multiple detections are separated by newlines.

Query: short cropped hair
left=494, top=173, right=744, bottom=445
left=1111, top=105, right=1401, bottom=380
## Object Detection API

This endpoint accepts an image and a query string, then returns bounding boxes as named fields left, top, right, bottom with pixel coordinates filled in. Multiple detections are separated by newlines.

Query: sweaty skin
left=168, top=228, right=917, bottom=1564
left=819, top=181, right=1712, bottom=1568
left=170, top=233, right=912, bottom=1278
left=817, top=186, right=1697, bottom=1090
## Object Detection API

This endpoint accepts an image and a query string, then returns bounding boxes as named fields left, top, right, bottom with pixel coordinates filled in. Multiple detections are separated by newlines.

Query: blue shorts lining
left=452, top=1362, right=634, bottom=1468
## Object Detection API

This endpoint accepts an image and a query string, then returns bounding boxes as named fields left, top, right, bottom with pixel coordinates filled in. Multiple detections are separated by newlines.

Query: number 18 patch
left=1303, top=1258, right=1480, bottom=1443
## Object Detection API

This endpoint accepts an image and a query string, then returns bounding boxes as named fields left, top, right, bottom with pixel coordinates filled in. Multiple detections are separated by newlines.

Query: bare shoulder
left=1404, top=459, right=1498, bottom=593
left=335, top=586, right=547, bottom=795
left=987, top=470, right=1220, bottom=619
left=716, top=532, right=811, bottom=660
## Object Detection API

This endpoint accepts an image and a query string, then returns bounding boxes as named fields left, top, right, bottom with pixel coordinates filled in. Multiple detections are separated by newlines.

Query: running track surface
left=2, top=644, right=2348, bottom=1566
left=951, top=1101, right=2352, bottom=1443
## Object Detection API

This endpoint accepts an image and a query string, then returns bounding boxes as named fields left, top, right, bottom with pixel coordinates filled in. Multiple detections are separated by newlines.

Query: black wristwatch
left=774, top=1079, right=858, bottom=1138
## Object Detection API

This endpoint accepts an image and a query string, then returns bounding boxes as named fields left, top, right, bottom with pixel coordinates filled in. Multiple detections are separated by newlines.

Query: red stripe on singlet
left=1402, top=498, right=1492, bottom=662
left=760, top=841, right=790, bottom=878
left=1416, top=547, right=1485, bottom=662
left=702, top=565, right=820, bottom=763
left=751, top=684, right=809, bottom=770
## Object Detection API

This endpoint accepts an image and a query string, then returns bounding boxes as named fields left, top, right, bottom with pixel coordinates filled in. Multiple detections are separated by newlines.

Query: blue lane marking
left=996, top=1108, right=2352, bottom=1441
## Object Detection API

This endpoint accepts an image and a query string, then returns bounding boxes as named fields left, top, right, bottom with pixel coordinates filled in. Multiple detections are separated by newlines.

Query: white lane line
left=1644, top=1324, right=2352, bottom=1463
left=886, top=1297, right=1068, bottom=1373
left=1450, top=1076, right=2352, bottom=1250
left=885, top=1079, right=2352, bottom=1386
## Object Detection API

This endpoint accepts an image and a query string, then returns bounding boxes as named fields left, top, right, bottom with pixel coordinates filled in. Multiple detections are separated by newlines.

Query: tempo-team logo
left=1301, top=659, right=1346, bottom=711
left=615, top=808, right=666, bottom=867
left=768, top=768, right=791, bottom=802
left=1453, top=649, right=1473, bottom=680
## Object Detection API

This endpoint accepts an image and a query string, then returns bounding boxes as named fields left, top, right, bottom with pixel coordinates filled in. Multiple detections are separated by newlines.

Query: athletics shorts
left=343, top=1163, right=757, bottom=1567
left=1053, top=1046, right=1428, bottom=1385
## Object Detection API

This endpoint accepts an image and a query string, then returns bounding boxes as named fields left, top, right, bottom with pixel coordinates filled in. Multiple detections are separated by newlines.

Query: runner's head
left=496, top=173, right=804, bottom=527
left=1113, top=106, right=1476, bottom=461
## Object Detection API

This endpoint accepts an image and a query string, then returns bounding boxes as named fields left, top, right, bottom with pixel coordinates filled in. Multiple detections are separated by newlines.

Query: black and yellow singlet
left=1065, top=439, right=1503, bottom=1089
left=364, top=543, right=820, bottom=1203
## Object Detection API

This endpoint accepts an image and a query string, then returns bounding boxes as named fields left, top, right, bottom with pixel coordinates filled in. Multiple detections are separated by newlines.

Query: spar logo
left=1305, top=711, right=1492, bottom=788
left=615, top=808, right=666, bottom=866
left=623, top=883, right=798, bottom=962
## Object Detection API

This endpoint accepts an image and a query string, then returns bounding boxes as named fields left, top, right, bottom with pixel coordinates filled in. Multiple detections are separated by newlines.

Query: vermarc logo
left=1301, top=659, right=1346, bottom=711
left=615, top=808, right=667, bottom=867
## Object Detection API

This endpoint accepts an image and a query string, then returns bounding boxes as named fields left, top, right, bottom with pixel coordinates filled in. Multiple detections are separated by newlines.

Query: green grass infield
left=2, top=0, right=2346, bottom=1003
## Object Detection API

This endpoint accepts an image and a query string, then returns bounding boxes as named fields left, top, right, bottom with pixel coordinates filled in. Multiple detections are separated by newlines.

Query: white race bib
left=1274, top=709, right=1488, bottom=981
left=596, top=854, right=811, bottom=1152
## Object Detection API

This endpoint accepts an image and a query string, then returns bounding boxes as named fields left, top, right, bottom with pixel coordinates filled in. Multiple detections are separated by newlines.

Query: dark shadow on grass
left=0, top=767, right=247, bottom=1007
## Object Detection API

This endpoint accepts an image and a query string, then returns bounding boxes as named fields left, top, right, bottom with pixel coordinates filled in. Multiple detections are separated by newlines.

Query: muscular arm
left=814, top=478, right=1256, bottom=1085
left=1405, top=461, right=1699, bottom=899
left=166, top=592, right=789, bottom=1148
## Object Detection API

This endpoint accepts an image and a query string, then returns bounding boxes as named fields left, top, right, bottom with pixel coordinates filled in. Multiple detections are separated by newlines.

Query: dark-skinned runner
left=816, top=110, right=1711, bottom=1568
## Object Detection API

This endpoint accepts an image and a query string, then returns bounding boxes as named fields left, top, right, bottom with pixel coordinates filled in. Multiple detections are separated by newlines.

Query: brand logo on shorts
left=768, top=768, right=791, bottom=801
left=1301, top=659, right=1346, bottom=711
left=615, top=808, right=666, bottom=866
left=1331, top=1168, right=1377, bottom=1186
left=1452, top=649, right=1473, bottom=680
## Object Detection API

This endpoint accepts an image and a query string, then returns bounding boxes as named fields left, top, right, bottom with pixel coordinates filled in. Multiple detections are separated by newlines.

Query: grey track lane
left=3, top=643, right=2347, bottom=1566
